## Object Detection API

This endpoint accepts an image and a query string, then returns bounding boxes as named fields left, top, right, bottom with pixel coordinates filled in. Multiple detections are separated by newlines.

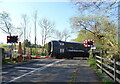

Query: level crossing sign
left=84, top=39, right=94, bottom=47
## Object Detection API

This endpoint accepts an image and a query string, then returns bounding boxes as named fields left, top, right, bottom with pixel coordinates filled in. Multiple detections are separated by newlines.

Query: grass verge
left=87, top=58, right=113, bottom=84
left=2, top=58, right=33, bottom=65
left=70, top=70, right=77, bottom=84
left=2, top=59, right=18, bottom=65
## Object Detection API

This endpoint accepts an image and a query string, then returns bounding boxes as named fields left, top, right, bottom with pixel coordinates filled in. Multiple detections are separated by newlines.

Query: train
left=48, top=40, right=93, bottom=59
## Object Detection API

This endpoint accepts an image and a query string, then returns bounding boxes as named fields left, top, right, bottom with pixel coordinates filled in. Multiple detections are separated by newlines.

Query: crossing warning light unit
left=7, top=36, right=18, bottom=43
left=84, top=39, right=94, bottom=47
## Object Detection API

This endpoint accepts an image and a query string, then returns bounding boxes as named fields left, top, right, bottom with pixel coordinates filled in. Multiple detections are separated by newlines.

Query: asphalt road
left=2, top=58, right=81, bottom=83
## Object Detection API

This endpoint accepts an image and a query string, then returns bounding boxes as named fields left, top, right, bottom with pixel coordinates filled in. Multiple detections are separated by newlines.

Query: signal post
left=7, top=35, right=18, bottom=61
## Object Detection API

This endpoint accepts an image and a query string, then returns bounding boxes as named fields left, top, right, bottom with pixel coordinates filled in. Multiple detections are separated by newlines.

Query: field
left=0, top=44, right=9, bottom=48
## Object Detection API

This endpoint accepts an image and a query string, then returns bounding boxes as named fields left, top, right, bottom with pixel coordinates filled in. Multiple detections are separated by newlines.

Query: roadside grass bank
left=3, top=56, right=47, bottom=65
left=2, top=58, right=34, bottom=65
left=87, top=58, right=113, bottom=84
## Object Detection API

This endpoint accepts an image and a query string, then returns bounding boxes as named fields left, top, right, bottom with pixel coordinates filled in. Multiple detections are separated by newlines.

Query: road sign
left=84, top=39, right=94, bottom=47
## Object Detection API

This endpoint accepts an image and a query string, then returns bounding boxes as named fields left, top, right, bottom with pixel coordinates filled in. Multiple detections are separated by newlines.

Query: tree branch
left=0, top=27, right=9, bottom=34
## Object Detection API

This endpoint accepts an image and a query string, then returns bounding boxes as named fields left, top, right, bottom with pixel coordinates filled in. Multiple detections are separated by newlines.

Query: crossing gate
left=22, top=55, right=51, bottom=58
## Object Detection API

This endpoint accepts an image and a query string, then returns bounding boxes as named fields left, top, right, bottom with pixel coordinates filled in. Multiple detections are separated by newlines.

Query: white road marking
left=0, top=73, right=2, bottom=76
left=8, top=59, right=65, bottom=83
left=15, top=67, right=37, bottom=70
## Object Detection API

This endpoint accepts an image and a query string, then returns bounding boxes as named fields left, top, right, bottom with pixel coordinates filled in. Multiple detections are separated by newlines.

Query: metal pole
left=10, top=43, right=13, bottom=61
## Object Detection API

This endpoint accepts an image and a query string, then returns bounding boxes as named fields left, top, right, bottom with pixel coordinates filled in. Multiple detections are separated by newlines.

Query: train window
left=60, top=49, right=64, bottom=53
left=67, top=47, right=73, bottom=50
left=60, top=43, right=64, bottom=46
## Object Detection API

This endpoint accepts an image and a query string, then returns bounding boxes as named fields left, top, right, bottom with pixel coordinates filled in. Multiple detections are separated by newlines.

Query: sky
left=0, top=1, right=78, bottom=45
left=0, top=0, right=118, bottom=45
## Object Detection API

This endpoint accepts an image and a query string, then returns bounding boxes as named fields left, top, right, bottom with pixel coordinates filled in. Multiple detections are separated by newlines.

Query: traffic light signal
left=88, top=41, right=93, bottom=45
left=7, top=36, right=18, bottom=43
left=84, top=40, right=94, bottom=47
left=7, top=36, right=11, bottom=43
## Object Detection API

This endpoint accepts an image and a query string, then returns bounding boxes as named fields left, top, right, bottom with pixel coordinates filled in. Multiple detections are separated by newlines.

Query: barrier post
left=100, top=50, right=103, bottom=73
left=114, top=59, right=116, bottom=83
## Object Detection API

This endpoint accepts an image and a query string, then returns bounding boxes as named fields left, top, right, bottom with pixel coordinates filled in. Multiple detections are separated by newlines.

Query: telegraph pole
left=22, top=14, right=27, bottom=55
left=34, top=15, right=37, bottom=48
left=24, top=19, right=26, bottom=55
left=34, top=11, right=37, bottom=55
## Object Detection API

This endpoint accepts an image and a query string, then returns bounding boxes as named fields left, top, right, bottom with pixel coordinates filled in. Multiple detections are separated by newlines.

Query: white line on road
left=0, top=73, right=2, bottom=76
left=8, top=59, right=65, bottom=83
left=15, top=67, right=37, bottom=70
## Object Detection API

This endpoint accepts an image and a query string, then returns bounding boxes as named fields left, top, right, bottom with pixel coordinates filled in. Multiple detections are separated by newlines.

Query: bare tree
left=0, top=12, right=23, bottom=40
left=54, top=29, right=71, bottom=41
left=71, top=1, right=118, bottom=22
left=54, top=30, right=64, bottom=40
left=62, top=29, right=71, bottom=41
left=21, top=14, right=29, bottom=54
left=0, top=11, right=14, bottom=35
left=0, top=11, right=15, bottom=61
left=39, top=18, right=55, bottom=54
left=33, top=11, right=38, bottom=48
left=13, top=27, right=23, bottom=41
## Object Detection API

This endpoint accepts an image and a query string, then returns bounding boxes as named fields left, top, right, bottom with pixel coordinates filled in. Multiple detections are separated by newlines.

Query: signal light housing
left=84, top=39, right=94, bottom=47
left=7, top=36, right=18, bottom=43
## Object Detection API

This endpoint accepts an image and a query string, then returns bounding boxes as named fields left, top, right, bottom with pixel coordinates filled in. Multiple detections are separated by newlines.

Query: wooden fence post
left=100, top=50, right=103, bottom=73
left=114, top=59, right=116, bottom=83
left=95, top=52, right=97, bottom=69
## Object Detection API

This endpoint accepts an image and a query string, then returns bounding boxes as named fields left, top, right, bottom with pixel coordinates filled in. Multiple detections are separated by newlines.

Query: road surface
left=1, top=58, right=102, bottom=83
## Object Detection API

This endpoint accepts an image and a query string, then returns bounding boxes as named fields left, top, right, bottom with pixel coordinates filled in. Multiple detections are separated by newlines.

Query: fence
left=95, top=51, right=120, bottom=83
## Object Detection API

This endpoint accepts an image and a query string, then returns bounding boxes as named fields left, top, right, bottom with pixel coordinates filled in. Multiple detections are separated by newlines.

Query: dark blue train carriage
left=48, top=40, right=92, bottom=59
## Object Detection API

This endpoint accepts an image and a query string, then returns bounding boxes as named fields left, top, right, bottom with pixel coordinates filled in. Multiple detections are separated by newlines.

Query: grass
left=3, top=57, right=34, bottom=65
left=97, top=71, right=113, bottom=84
left=87, top=58, right=97, bottom=70
left=70, top=70, right=77, bottom=84
left=87, top=58, right=113, bottom=84
left=0, top=44, right=9, bottom=48
left=3, top=60, right=17, bottom=65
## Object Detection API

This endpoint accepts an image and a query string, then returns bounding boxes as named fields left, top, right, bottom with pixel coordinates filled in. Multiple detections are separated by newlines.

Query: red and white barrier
left=22, top=55, right=51, bottom=58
